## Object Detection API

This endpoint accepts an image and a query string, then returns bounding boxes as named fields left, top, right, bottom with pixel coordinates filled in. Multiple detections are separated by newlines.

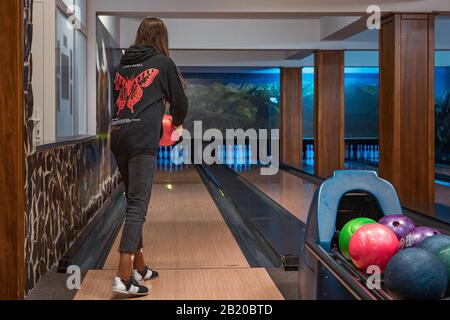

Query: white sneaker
left=133, top=266, right=159, bottom=284
left=112, top=276, right=149, bottom=296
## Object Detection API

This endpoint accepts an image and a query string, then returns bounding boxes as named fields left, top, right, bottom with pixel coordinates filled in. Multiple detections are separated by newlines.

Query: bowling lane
left=75, top=269, right=283, bottom=300
left=241, top=166, right=450, bottom=223
left=436, top=164, right=450, bottom=178
left=104, top=167, right=249, bottom=269
left=436, top=187, right=450, bottom=220
left=237, top=167, right=317, bottom=222
left=152, top=164, right=201, bottom=184
left=75, top=166, right=284, bottom=300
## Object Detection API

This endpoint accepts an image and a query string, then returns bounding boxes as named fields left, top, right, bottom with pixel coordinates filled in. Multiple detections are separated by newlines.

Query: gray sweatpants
left=115, top=153, right=157, bottom=253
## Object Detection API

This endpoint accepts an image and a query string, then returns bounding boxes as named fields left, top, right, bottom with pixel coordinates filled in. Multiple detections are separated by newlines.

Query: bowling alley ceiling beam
left=117, top=16, right=378, bottom=50
left=170, top=49, right=310, bottom=67
left=320, top=16, right=362, bottom=40
left=97, top=11, right=360, bottom=18
left=90, top=0, right=450, bottom=16
left=118, top=17, right=321, bottom=50
left=314, top=50, right=345, bottom=178
left=379, top=13, right=435, bottom=215
left=285, top=50, right=315, bottom=60
left=0, top=0, right=25, bottom=300
left=281, top=68, right=303, bottom=170
left=320, top=13, right=394, bottom=41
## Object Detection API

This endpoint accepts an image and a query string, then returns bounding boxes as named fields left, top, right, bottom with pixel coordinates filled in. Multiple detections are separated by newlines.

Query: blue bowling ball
left=437, top=245, right=450, bottom=297
left=384, top=248, right=447, bottom=300
left=417, top=234, right=450, bottom=255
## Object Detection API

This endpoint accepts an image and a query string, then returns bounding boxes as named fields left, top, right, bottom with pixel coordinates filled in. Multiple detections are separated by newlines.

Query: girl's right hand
left=171, top=125, right=183, bottom=143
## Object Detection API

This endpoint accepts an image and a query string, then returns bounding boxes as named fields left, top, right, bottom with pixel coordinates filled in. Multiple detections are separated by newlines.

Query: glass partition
left=302, top=67, right=314, bottom=173
left=435, top=50, right=450, bottom=219
left=344, top=67, right=379, bottom=170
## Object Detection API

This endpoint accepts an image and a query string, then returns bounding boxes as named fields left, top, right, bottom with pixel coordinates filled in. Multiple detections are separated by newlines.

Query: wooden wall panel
left=314, top=51, right=345, bottom=178
left=379, top=15, right=401, bottom=192
left=379, top=14, right=435, bottom=214
left=0, top=0, right=25, bottom=300
left=280, top=68, right=302, bottom=169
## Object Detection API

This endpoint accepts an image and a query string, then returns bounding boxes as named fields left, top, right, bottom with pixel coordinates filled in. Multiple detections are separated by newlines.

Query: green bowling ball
left=437, top=244, right=450, bottom=297
left=339, top=217, right=377, bottom=260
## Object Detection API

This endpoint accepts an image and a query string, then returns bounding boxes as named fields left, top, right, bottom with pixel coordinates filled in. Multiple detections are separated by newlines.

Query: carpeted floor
left=26, top=266, right=86, bottom=300
left=266, top=268, right=299, bottom=300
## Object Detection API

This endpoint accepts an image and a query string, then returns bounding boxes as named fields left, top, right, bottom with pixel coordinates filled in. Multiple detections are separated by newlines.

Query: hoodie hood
left=120, top=45, right=159, bottom=65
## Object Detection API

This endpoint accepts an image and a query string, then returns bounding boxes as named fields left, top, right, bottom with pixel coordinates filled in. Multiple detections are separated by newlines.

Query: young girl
left=110, top=18, right=188, bottom=296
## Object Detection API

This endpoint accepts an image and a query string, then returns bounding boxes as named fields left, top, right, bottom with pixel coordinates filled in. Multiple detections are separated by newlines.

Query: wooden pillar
left=314, top=51, right=345, bottom=178
left=379, top=14, right=435, bottom=214
left=0, top=0, right=25, bottom=299
left=280, top=68, right=302, bottom=169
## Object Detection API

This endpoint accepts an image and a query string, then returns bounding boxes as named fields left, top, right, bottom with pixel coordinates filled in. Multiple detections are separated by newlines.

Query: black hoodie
left=110, top=45, right=188, bottom=157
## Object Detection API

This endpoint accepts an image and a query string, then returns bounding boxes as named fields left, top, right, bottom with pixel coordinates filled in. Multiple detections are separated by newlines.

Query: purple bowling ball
left=379, top=214, right=416, bottom=240
left=399, top=227, right=441, bottom=249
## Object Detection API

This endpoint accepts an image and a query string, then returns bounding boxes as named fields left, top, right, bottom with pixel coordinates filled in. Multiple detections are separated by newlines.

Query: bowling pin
left=217, top=145, right=222, bottom=165
left=227, top=145, right=233, bottom=165
left=238, top=145, right=244, bottom=165
left=238, top=145, right=242, bottom=167
left=237, top=145, right=241, bottom=166
left=184, top=147, right=190, bottom=164
left=169, top=146, right=174, bottom=165
left=222, top=145, right=226, bottom=165
left=174, top=145, right=180, bottom=165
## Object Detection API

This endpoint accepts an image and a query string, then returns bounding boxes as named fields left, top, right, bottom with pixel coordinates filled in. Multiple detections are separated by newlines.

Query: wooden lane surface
left=238, top=167, right=316, bottom=223
left=75, top=269, right=283, bottom=300
left=103, top=167, right=249, bottom=270
left=242, top=166, right=450, bottom=221
left=75, top=167, right=283, bottom=300
left=436, top=184, right=450, bottom=208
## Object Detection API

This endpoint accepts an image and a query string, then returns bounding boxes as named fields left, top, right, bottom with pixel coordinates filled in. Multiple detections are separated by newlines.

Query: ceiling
left=92, top=0, right=450, bottom=16
left=95, top=0, right=450, bottom=67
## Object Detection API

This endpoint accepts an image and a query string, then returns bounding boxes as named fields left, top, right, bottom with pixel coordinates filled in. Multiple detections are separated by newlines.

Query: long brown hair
left=134, top=17, right=187, bottom=89
left=135, top=18, right=170, bottom=56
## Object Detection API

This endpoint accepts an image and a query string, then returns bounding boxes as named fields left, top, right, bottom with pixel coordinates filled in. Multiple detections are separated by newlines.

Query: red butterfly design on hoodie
left=114, top=68, right=160, bottom=115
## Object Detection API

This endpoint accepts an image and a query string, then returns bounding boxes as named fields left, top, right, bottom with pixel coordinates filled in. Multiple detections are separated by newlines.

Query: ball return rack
left=299, top=170, right=404, bottom=300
